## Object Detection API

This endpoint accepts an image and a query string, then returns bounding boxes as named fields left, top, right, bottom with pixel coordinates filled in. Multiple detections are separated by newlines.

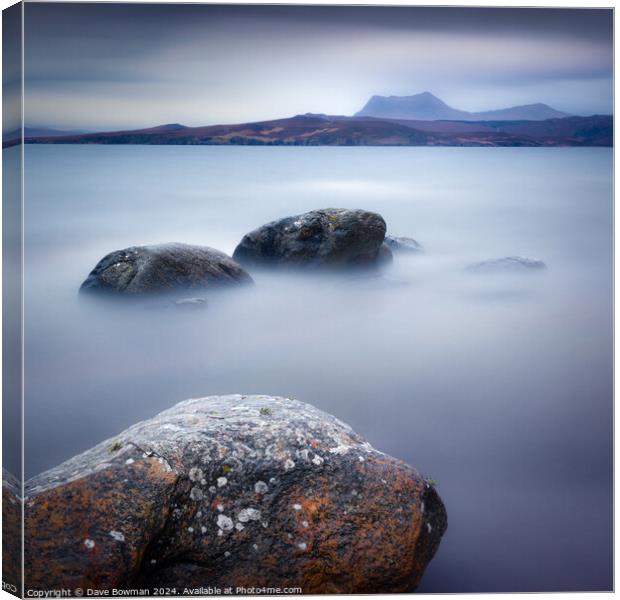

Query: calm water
left=19, top=145, right=612, bottom=592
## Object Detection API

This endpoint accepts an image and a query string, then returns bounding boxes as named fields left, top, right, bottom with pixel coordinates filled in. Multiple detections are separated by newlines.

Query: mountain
left=355, top=92, right=471, bottom=121
left=472, top=103, right=571, bottom=121
left=355, top=92, right=570, bottom=121
left=22, top=114, right=612, bottom=147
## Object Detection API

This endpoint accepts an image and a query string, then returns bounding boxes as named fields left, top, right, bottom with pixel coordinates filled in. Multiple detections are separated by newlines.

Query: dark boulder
left=233, top=209, right=387, bottom=269
left=466, top=256, right=547, bottom=273
left=17, top=395, right=447, bottom=594
left=385, top=235, right=424, bottom=253
left=80, top=243, right=252, bottom=295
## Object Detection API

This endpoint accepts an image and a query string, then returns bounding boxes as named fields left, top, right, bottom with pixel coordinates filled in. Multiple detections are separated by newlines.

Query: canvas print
left=1, top=2, right=613, bottom=596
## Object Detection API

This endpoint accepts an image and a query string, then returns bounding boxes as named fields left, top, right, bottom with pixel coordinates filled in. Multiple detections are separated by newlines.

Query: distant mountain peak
left=417, top=91, right=440, bottom=100
left=355, top=93, right=570, bottom=122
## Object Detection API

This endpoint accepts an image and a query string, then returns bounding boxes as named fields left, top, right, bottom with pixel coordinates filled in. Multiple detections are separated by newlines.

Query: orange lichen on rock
left=13, top=395, right=446, bottom=594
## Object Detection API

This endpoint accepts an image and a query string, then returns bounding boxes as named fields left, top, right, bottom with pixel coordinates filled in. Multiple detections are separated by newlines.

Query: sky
left=22, top=3, right=613, bottom=130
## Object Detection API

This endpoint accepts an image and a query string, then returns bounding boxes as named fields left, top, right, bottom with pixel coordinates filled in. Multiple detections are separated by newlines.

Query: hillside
left=20, top=113, right=612, bottom=147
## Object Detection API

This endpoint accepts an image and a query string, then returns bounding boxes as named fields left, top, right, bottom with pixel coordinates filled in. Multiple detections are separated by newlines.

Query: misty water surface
left=19, top=145, right=612, bottom=592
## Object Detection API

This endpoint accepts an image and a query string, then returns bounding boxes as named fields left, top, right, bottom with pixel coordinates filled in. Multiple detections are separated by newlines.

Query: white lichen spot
left=125, top=458, right=135, bottom=465
left=287, top=533, right=293, bottom=539
left=224, top=551, right=231, bottom=557
left=218, top=529, right=223, bottom=537
left=302, top=521, right=309, bottom=528
left=150, top=559, right=157, bottom=565
left=217, top=504, right=224, bottom=512
left=253, top=544, right=258, bottom=551
left=188, top=527, right=194, bottom=533
left=254, top=481, right=268, bottom=494
left=217, top=477, right=228, bottom=487
left=238, top=508, right=261, bottom=523
left=292, top=503, right=302, bottom=511
left=196, top=511, right=202, bottom=518
left=216, top=514, right=234, bottom=531
left=201, top=479, right=207, bottom=486
left=421, top=502, right=425, bottom=514
left=84, top=539, right=95, bottom=550
left=297, top=542, right=307, bottom=551
left=209, top=486, right=217, bottom=494
left=109, top=530, right=125, bottom=542
left=284, top=459, right=295, bottom=470
left=190, top=486, right=204, bottom=501
left=329, top=444, right=351, bottom=455
left=358, top=456, right=365, bottom=462
left=201, top=526, right=207, bottom=534
left=189, top=467, right=204, bottom=482
left=311, top=455, right=324, bottom=466
left=235, top=522, right=245, bottom=531
left=427, top=523, right=432, bottom=534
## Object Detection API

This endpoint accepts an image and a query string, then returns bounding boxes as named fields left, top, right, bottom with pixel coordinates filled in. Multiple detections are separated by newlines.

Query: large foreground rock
left=80, top=243, right=252, bottom=295
left=16, top=395, right=446, bottom=594
left=233, top=209, right=388, bottom=269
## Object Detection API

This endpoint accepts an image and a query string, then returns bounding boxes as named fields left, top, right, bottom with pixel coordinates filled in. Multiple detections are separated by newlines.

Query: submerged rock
left=172, top=297, right=208, bottom=309
left=16, top=395, right=447, bottom=594
left=233, top=208, right=387, bottom=269
left=466, top=256, right=547, bottom=273
left=80, top=243, right=252, bottom=295
left=385, top=235, right=424, bottom=253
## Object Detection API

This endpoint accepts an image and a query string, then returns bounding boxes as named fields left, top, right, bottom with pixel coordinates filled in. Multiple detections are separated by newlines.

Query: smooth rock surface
left=466, top=256, right=547, bottom=273
left=233, top=209, right=387, bottom=269
left=385, top=235, right=424, bottom=253
left=80, top=243, right=252, bottom=295
left=16, top=395, right=447, bottom=594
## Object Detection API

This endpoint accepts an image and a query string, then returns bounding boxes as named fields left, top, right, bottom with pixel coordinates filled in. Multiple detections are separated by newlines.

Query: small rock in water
left=384, top=235, right=424, bottom=253
left=173, top=297, right=208, bottom=309
left=466, top=256, right=547, bottom=273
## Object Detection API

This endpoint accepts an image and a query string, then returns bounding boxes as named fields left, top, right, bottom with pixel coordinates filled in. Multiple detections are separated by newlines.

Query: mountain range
left=4, top=93, right=611, bottom=148
left=355, top=92, right=571, bottom=121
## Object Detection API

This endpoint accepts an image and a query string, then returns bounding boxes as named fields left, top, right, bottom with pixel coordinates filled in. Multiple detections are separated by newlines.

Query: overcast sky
left=23, top=3, right=613, bottom=130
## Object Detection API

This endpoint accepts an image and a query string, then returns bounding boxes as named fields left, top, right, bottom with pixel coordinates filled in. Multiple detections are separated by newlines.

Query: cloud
left=23, top=4, right=613, bottom=129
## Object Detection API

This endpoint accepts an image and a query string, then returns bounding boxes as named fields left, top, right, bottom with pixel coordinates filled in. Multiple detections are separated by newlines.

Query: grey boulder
left=466, top=256, right=547, bottom=273
left=80, top=243, right=252, bottom=295
left=233, top=208, right=387, bottom=269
